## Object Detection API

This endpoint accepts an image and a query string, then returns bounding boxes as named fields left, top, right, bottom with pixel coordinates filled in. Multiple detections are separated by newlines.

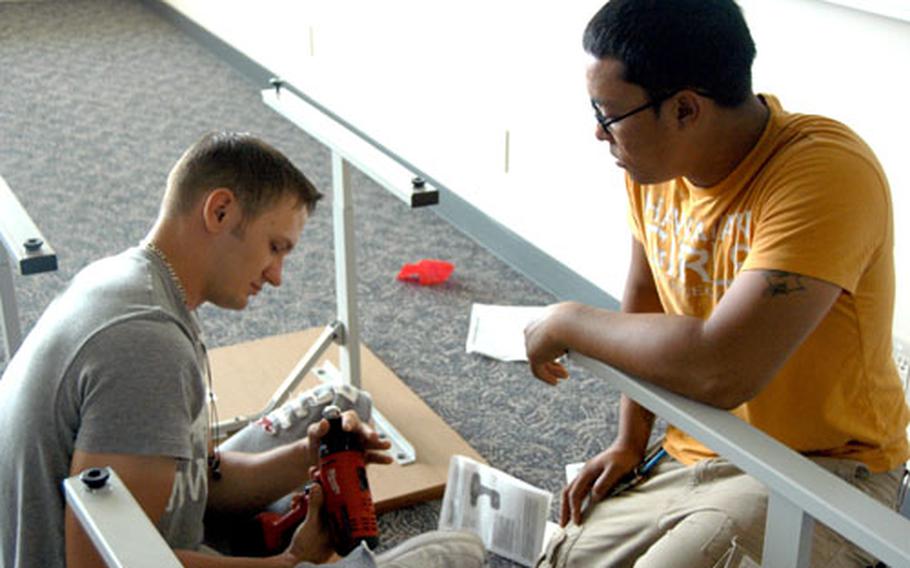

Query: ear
left=673, top=91, right=702, bottom=128
left=201, top=188, right=238, bottom=233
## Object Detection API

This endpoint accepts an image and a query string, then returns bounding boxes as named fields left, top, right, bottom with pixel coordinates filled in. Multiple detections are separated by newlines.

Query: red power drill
left=314, top=404, right=380, bottom=555
left=254, top=405, right=379, bottom=555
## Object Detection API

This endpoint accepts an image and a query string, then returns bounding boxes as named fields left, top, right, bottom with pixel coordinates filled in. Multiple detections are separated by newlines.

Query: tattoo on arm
left=763, top=270, right=807, bottom=297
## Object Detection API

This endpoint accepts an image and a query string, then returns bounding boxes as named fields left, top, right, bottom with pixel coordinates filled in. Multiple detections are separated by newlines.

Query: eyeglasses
left=591, top=91, right=678, bottom=133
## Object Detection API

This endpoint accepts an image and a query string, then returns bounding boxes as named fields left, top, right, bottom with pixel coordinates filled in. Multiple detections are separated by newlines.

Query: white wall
left=163, top=0, right=910, bottom=341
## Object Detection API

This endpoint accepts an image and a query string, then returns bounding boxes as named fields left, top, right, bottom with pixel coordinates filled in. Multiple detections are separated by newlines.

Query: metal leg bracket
left=314, top=361, right=416, bottom=466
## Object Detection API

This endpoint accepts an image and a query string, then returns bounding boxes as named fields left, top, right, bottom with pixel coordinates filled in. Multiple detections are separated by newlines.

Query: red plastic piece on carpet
left=397, top=259, right=454, bottom=285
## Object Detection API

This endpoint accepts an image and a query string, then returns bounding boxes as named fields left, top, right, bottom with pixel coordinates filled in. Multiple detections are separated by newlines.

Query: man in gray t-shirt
left=0, top=132, right=337, bottom=568
left=0, top=247, right=211, bottom=566
left=0, top=133, right=484, bottom=568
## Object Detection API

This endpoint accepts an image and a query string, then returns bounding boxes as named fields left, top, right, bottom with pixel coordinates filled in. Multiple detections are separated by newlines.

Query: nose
left=595, top=123, right=613, bottom=142
left=264, top=257, right=283, bottom=287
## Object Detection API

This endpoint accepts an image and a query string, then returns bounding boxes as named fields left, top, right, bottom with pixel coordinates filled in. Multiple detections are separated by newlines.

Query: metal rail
left=572, top=353, right=910, bottom=568
left=0, top=175, right=58, bottom=361
left=259, top=81, right=439, bottom=464
left=64, top=468, right=182, bottom=568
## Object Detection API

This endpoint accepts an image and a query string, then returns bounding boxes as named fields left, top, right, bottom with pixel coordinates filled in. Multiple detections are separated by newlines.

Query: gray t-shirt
left=0, top=247, right=208, bottom=568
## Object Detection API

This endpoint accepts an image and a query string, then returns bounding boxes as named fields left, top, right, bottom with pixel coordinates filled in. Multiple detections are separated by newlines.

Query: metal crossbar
left=571, top=353, right=910, bottom=568
left=255, top=82, right=438, bottom=465
left=0, top=175, right=58, bottom=361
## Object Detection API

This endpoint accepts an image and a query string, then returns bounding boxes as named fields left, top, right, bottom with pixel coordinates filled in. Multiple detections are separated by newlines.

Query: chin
left=627, top=169, right=672, bottom=186
left=213, top=296, right=249, bottom=311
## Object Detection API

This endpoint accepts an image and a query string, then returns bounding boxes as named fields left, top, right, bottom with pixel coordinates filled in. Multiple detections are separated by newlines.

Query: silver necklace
left=146, top=240, right=221, bottom=477
left=145, top=241, right=188, bottom=306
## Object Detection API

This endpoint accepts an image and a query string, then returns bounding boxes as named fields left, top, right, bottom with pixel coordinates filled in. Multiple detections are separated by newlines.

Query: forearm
left=613, top=394, right=655, bottom=455
left=553, top=302, right=741, bottom=407
left=176, top=549, right=296, bottom=568
left=207, top=442, right=312, bottom=514
left=615, top=250, right=660, bottom=448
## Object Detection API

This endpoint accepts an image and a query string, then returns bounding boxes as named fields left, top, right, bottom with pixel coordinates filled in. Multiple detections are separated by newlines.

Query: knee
left=636, top=511, right=757, bottom=568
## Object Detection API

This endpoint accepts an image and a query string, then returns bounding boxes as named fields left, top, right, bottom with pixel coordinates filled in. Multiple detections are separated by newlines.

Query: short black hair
left=583, top=0, right=756, bottom=107
left=167, top=131, right=322, bottom=219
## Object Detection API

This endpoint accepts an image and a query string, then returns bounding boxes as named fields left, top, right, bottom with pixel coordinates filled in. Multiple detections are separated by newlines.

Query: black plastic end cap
left=411, top=190, right=439, bottom=207
left=79, top=467, right=110, bottom=490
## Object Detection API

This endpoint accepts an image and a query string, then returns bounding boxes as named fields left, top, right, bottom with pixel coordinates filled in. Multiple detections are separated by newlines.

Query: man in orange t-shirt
left=526, top=1, right=909, bottom=566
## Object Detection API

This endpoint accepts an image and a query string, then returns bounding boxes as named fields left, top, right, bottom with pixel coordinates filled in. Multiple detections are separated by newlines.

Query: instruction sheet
left=465, top=303, right=548, bottom=362
left=439, top=455, right=554, bottom=566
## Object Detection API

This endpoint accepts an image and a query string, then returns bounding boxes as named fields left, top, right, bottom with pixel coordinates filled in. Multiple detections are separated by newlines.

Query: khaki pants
left=537, top=456, right=902, bottom=568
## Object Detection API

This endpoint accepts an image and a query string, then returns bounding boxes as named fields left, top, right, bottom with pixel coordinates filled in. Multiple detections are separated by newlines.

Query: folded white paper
left=439, top=455, right=553, bottom=566
left=465, top=303, right=548, bottom=362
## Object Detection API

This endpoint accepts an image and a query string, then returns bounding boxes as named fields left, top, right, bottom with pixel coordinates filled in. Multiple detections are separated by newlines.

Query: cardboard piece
left=208, top=328, right=486, bottom=513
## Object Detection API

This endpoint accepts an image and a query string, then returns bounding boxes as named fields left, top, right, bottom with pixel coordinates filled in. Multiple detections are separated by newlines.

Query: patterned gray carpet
left=0, top=1, right=625, bottom=565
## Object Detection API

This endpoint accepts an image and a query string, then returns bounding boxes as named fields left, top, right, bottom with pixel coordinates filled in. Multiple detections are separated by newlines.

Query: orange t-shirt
left=626, top=95, right=909, bottom=472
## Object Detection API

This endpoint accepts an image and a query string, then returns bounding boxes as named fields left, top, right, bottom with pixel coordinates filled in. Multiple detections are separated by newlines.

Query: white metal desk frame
left=572, top=354, right=910, bottom=568
left=0, top=175, right=58, bottom=363
left=64, top=468, right=183, bottom=568
left=214, top=80, right=440, bottom=465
